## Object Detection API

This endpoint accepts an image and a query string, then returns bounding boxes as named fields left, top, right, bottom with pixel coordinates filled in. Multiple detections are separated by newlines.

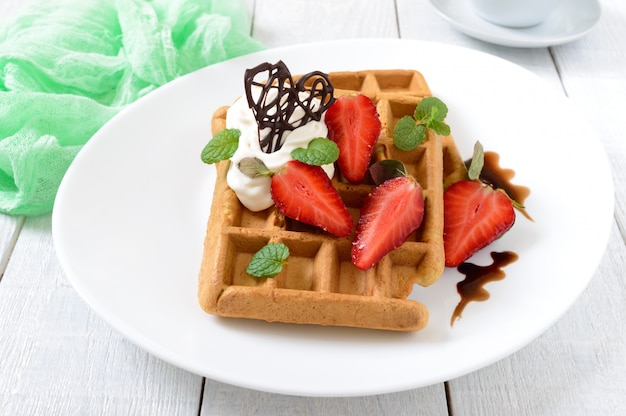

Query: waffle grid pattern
left=198, top=70, right=465, bottom=331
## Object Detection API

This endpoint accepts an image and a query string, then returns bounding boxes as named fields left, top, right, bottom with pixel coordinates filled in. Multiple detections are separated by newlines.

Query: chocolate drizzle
left=244, top=61, right=335, bottom=153
left=450, top=251, right=519, bottom=326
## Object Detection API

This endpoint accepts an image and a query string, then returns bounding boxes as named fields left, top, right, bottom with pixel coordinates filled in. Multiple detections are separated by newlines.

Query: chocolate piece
left=244, top=61, right=335, bottom=153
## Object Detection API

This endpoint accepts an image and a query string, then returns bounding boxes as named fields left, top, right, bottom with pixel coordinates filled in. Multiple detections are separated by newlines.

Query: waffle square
left=198, top=70, right=467, bottom=331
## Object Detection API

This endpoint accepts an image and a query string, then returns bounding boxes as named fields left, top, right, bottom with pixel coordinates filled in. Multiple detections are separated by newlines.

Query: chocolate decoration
left=244, top=61, right=335, bottom=153
left=450, top=251, right=519, bottom=326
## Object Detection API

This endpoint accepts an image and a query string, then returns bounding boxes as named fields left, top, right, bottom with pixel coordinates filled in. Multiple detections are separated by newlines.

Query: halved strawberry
left=351, top=176, right=424, bottom=270
left=325, top=94, right=381, bottom=183
left=443, top=180, right=515, bottom=267
left=270, top=160, right=353, bottom=237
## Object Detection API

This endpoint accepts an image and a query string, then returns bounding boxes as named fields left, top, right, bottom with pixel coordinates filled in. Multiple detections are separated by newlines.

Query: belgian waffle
left=198, top=69, right=467, bottom=331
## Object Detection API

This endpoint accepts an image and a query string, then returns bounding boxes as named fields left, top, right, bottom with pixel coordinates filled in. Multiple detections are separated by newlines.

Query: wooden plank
left=0, top=215, right=203, bottom=415
left=0, top=1, right=207, bottom=410
left=0, top=215, right=23, bottom=279
left=550, top=1, right=626, bottom=233
left=200, top=378, right=449, bottom=416
left=252, top=0, right=398, bottom=46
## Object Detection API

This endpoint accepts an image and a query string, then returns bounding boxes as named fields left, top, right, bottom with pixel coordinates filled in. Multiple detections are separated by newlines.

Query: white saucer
left=429, top=0, right=601, bottom=47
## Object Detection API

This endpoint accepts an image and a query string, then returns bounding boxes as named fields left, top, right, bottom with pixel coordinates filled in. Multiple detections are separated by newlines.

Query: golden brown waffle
left=198, top=69, right=467, bottom=331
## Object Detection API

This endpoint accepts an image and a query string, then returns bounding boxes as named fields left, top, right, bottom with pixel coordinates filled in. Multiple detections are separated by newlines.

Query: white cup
left=469, top=0, right=565, bottom=28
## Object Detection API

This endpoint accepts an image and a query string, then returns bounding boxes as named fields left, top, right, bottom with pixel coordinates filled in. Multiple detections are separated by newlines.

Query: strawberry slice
left=270, top=160, right=353, bottom=237
left=351, top=176, right=424, bottom=270
left=444, top=180, right=516, bottom=267
left=325, top=94, right=381, bottom=183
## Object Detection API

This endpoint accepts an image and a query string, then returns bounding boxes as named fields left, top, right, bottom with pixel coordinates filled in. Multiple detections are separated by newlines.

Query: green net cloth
left=0, top=0, right=264, bottom=216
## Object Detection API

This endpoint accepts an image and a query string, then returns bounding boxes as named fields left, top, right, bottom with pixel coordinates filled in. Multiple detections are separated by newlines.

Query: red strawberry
left=443, top=180, right=515, bottom=267
left=271, top=160, right=353, bottom=237
left=325, top=94, right=381, bottom=183
left=351, top=176, right=424, bottom=270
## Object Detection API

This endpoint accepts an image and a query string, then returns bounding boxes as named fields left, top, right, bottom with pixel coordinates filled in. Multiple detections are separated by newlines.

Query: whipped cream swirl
left=225, top=87, right=334, bottom=212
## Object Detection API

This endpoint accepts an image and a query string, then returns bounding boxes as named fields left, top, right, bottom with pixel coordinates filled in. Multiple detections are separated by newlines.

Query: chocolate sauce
left=450, top=251, right=519, bottom=326
left=466, top=151, right=533, bottom=221
left=244, top=61, right=335, bottom=153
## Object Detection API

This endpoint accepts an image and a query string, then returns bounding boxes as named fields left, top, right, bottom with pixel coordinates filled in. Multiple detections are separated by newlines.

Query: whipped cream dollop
left=225, top=87, right=334, bottom=211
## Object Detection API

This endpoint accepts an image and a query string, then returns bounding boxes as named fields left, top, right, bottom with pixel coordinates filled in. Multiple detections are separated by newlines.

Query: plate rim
left=52, top=38, right=614, bottom=397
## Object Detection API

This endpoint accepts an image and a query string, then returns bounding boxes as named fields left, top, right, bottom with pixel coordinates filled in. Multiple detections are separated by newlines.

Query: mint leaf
left=393, top=116, right=427, bottom=151
left=427, top=119, right=451, bottom=136
left=200, top=128, right=240, bottom=164
left=291, top=137, right=339, bottom=166
left=246, top=243, right=290, bottom=278
left=467, top=141, right=485, bottom=181
left=414, top=97, right=448, bottom=123
left=369, top=160, right=407, bottom=185
left=394, top=97, right=450, bottom=151
left=238, top=157, right=271, bottom=178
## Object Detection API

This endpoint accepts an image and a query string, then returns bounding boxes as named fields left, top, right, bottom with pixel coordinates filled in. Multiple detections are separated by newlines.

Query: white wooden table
left=1, top=0, right=625, bottom=414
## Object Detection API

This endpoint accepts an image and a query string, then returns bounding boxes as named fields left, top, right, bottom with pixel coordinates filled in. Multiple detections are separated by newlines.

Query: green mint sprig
left=291, top=137, right=339, bottom=166
left=200, top=128, right=240, bottom=164
left=246, top=243, right=290, bottom=278
left=393, top=97, right=450, bottom=151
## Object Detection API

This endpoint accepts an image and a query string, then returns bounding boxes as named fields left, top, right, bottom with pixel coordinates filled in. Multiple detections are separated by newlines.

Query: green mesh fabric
left=0, top=0, right=264, bottom=216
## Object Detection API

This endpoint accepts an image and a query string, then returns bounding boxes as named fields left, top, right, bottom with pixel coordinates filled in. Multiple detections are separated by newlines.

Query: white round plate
left=429, top=0, right=601, bottom=47
left=52, top=39, right=613, bottom=397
